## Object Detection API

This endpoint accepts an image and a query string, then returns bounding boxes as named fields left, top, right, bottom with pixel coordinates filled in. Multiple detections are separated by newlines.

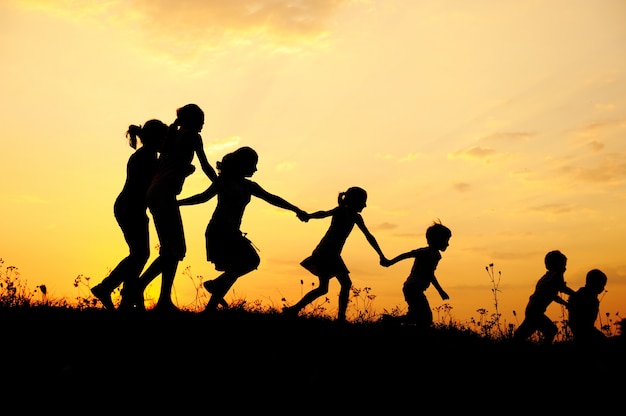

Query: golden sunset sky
left=1, top=0, right=624, bottom=327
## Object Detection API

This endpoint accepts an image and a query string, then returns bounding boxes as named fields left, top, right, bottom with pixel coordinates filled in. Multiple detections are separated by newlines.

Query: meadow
left=0, top=259, right=623, bottom=414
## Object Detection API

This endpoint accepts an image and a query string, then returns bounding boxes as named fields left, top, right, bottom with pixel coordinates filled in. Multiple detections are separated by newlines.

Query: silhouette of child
left=135, top=104, right=218, bottom=313
left=381, top=221, right=451, bottom=328
left=283, top=186, right=388, bottom=322
left=567, top=268, right=608, bottom=344
left=178, top=146, right=308, bottom=312
left=514, top=250, right=575, bottom=345
left=91, top=119, right=168, bottom=311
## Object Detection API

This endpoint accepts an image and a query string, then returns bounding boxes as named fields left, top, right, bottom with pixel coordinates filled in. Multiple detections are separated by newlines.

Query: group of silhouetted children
left=90, top=103, right=609, bottom=346
left=514, top=250, right=608, bottom=345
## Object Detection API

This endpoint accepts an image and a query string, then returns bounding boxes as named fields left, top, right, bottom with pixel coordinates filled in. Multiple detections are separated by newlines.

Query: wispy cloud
left=16, top=0, right=351, bottom=58
left=573, top=117, right=626, bottom=138
left=275, top=161, right=297, bottom=172
left=448, top=146, right=499, bottom=161
left=527, top=203, right=575, bottom=215
left=555, top=153, right=626, bottom=185
left=206, top=136, right=241, bottom=154
left=452, top=182, right=471, bottom=193
left=479, top=132, right=536, bottom=143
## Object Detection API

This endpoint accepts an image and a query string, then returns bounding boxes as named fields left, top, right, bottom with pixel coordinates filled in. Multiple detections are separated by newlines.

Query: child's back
left=568, top=269, right=607, bottom=343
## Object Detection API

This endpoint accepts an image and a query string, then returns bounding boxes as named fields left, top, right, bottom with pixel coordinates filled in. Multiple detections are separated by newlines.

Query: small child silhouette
left=283, top=186, right=387, bottom=322
left=514, top=250, right=575, bottom=345
left=381, top=221, right=451, bottom=329
left=567, top=268, right=608, bottom=344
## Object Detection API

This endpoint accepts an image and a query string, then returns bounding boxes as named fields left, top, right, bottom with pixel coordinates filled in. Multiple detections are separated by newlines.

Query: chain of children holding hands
left=91, top=103, right=608, bottom=345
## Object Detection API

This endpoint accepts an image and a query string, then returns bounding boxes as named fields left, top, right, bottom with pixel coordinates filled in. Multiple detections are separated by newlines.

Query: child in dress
left=283, top=186, right=388, bottom=322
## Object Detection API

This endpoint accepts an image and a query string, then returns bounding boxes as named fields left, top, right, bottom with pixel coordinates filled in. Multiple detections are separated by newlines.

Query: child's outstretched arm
left=178, top=184, right=218, bottom=206
left=251, top=183, right=309, bottom=222
left=355, top=215, right=387, bottom=261
left=381, top=251, right=414, bottom=267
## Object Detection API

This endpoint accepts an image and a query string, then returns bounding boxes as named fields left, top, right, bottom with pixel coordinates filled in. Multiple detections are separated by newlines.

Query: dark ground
left=1, top=306, right=623, bottom=414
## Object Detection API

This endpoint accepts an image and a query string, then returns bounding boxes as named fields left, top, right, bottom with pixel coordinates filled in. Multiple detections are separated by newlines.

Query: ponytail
left=126, top=124, right=141, bottom=149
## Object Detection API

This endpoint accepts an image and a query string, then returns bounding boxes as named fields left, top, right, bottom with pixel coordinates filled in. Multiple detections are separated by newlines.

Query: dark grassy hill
left=1, top=306, right=623, bottom=414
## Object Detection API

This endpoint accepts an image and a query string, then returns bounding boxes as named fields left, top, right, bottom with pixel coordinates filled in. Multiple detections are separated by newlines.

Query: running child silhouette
left=380, top=221, right=451, bottom=329
left=514, top=250, right=575, bottom=345
left=283, top=186, right=388, bottom=322
left=178, top=146, right=309, bottom=312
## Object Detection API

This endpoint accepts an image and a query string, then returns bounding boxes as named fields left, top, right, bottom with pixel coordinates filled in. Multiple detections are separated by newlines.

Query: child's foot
left=119, top=287, right=145, bottom=312
left=91, top=284, right=114, bottom=310
left=203, top=279, right=221, bottom=293
left=282, top=306, right=298, bottom=317
left=203, top=280, right=228, bottom=308
left=151, top=302, right=180, bottom=315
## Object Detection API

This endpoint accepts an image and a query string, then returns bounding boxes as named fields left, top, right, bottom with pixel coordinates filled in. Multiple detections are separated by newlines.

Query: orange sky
left=1, top=0, right=625, bottom=329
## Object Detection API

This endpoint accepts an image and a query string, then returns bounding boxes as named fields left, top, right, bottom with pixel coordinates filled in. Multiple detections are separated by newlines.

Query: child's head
left=338, top=187, right=367, bottom=212
left=217, top=146, right=258, bottom=178
left=544, top=250, right=567, bottom=272
left=585, top=269, right=607, bottom=295
left=176, top=103, right=205, bottom=132
left=126, top=119, right=168, bottom=150
left=425, top=221, right=452, bottom=251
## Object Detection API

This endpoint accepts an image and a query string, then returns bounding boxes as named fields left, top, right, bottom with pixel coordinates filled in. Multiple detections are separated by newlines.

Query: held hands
left=380, top=256, right=391, bottom=267
left=296, top=209, right=310, bottom=222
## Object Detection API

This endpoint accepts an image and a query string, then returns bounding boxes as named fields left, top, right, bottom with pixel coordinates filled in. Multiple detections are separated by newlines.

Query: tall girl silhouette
left=135, top=104, right=217, bottom=313
left=91, top=119, right=167, bottom=310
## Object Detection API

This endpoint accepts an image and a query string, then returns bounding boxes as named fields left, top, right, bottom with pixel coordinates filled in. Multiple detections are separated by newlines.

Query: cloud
left=452, top=182, right=471, bottom=193
left=527, top=203, right=574, bottom=215
left=376, top=152, right=423, bottom=163
left=479, top=132, right=536, bottom=143
left=448, top=146, right=498, bottom=161
left=275, top=161, right=297, bottom=172
left=17, top=0, right=351, bottom=58
left=573, top=117, right=626, bottom=138
left=398, top=152, right=422, bottom=163
left=375, top=222, right=398, bottom=231
left=556, top=154, right=626, bottom=185
left=206, top=136, right=241, bottom=154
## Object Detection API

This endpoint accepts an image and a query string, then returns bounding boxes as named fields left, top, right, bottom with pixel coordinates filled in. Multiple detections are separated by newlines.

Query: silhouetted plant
left=349, top=286, right=377, bottom=323
left=485, top=263, right=505, bottom=338
left=0, top=259, right=37, bottom=307
left=434, top=302, right=455, bottom=327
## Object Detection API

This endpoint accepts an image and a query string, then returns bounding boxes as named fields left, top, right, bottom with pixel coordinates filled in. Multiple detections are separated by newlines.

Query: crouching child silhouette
left=567, top=268, right=608, bottom=346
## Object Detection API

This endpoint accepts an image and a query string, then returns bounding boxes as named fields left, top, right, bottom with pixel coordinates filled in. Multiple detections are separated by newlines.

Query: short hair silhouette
left=544, top=250, right=567, bottom=271
left=585, top=269, right=607, bottom=290
left=425, top=222, right=452, bottom=246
